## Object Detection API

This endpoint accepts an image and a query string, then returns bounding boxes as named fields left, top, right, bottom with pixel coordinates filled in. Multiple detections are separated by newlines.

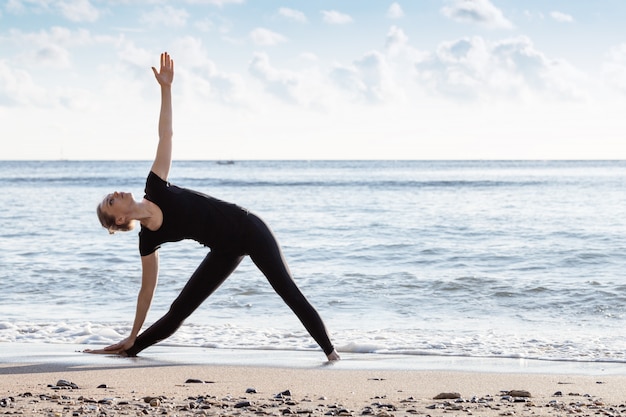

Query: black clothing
left=139, top=171, right=248, bottom=256
left=126, top=172, right=335, bottom=356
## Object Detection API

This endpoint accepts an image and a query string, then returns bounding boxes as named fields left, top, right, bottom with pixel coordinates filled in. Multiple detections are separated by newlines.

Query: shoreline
left=1, top=342, right=625, bottom=375
left=2, top=343, right=626, bottom=416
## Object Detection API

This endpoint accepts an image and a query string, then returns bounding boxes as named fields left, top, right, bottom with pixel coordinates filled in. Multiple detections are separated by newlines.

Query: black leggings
left=125, top=212, right=335, bottom=356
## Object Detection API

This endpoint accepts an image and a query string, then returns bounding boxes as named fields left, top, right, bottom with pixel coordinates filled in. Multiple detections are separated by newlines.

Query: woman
left=89, top=52, right=340, bottom=361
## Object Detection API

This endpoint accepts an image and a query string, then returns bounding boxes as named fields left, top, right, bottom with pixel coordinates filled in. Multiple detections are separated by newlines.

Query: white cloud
left=441, top=0, right=514, bottom=29
left=250, top=28, right=287, bottom=46
left=5, top=0, right=23, bottom=14
left=330, top=50, right=401, bottom=104
left=278, top=7, right=307, bottom=23
left=603, top=43, right=626, bottom=94
left=170, top=36, right=246, bottom=104
left=416, top=35, right=587, bottom=101
left=5, top=0, right=48, bottom=14
left=321, top=10, right=353, bottom=24
left=0, top=61, right=50, bottom=106
left=140, top=6, right=189, bottom=28
left=387, top=2, right=404, bottom=19
left=550, top=11, right=574, bottom=23
left=57, top=0, right=100, bottom=22
left=7, top=26, right=96, bottom=68
left=116, top=42, right=154, bottom=75
left=248, top=52, right=300, bottom=104
left=193, top=15, right=232, bottom=34
left=385, top=25, right=427, bottom=63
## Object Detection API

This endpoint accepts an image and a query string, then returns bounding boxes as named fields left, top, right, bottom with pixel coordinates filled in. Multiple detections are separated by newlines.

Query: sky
left=1, top=0, right=626, bottom=160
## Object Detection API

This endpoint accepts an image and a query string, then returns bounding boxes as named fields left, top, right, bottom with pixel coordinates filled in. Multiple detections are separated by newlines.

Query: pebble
left=434, top=392, right=461, bottom=399
left=275, top=389, right=292, bottom=399
left=51, top=380, right=79, bottom=389
left=185, top=378, right=203, bottom=383
left=505, top=390, right=531, bottom=398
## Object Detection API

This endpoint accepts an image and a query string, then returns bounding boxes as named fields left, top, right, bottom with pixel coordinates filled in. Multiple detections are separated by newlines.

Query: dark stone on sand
left=246, top=387, right=258, bottom=393
left=55, top=380, right=79, bottom=389
left=97, top=384, right=107, bottom=389
left=98, top=398, right=115, bottom=405
left=375, top=403, right=397, bottom=411
left=506, top=390, right=531, bottom=398
left=433, top=392, right=461, bottom=400
left=79, top=396, right=97, bottom=403
left=185, top=378, right=215, bottom=384
left=235, top=400, right=251, bottom=408
left=275, top=390, right=292, bottom=398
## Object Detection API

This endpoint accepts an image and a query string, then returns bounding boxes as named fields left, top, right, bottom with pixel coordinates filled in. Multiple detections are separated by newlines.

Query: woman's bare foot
left=327, top=350, right=340, bottom=361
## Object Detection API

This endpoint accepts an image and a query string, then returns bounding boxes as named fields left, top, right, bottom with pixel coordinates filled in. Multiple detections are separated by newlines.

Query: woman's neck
left=137, top=199, right=163, bottom=231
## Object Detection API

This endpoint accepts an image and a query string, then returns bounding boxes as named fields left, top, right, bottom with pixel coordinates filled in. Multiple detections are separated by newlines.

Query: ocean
left=1, top=160, right=625, bottom=364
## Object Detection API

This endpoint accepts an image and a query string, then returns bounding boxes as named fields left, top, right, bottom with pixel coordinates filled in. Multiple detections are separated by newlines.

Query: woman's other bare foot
left=327, top=350, right=340, bottom=361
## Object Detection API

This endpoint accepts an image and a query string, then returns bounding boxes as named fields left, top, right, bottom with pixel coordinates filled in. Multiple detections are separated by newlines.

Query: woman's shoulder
left=147, top=170, right=168, bottom=184
left=145, top=170, right=170, bottom=192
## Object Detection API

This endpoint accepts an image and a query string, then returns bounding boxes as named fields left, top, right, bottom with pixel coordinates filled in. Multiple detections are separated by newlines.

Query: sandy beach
left=1, top=344, right=625, bottom=416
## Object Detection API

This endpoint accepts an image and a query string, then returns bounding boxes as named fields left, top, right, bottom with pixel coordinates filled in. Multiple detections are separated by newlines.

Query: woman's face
left=101, top=191, right=133, bottom=219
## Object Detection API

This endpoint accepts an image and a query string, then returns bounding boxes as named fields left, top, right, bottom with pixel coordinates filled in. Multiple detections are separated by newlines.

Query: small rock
left=246, top=388, right=257, bottom=394
left=185, top=378, right=204, bottom=384
left=434, top=392, right=461, bottom=400
left=56, top=379, right=79, bottom=389
left=97, top=384, right=107, bottom=389
left=98, top=397, right=115, bottom=405
left=506, top=390, right=531, bottom=398
left=235, top=400, right=251, bottom=408
left=150, top=398, right=161, bottom=407
left=275, top=390, right=292, bottom=398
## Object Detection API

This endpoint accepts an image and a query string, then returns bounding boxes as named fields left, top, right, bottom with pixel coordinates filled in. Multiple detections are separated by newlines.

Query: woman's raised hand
left=152, top=52, right=174, bottom=86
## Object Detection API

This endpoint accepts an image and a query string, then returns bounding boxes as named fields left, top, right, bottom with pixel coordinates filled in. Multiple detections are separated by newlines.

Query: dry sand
left=2, top=359, right=626, bottom=416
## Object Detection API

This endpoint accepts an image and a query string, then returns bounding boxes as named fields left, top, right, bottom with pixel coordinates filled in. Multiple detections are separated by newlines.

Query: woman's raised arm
left=150, top=52, right=174, bottom=181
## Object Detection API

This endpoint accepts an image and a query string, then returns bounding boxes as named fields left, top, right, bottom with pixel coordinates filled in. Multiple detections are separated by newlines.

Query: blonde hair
left=96, top=202, right=134, bottom=234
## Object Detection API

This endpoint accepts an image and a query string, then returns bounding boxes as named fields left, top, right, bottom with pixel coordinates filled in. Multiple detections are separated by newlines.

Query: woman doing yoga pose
left=88, top=52, right=340, bottom=361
